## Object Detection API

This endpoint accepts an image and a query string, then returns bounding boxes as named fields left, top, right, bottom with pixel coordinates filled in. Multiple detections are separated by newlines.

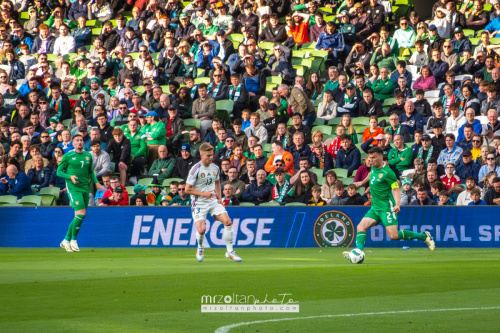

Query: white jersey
left=187, top=161, right=220, bottom=206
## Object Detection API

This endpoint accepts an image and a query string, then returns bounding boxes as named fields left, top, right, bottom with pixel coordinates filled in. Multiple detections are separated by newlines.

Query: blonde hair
left=312, top=130, right=324, bottom=142
left=342, top=114, right=355, bottom=135
left=199, top=142, right=214, bottom=153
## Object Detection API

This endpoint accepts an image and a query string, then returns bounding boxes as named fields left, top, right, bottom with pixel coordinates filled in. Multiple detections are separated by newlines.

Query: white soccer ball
left=349, top=249, right=365, bottom=264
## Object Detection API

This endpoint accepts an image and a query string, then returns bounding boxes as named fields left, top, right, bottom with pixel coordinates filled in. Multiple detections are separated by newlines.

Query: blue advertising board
left=0, top=207, right=499, bottom=248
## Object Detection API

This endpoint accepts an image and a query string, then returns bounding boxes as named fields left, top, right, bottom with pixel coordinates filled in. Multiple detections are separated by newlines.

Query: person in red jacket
left=101, top=175, right=129, bottom=205
left=440, top=162, right=461, bottom=189
left=100, top=185, right=128, bottom=206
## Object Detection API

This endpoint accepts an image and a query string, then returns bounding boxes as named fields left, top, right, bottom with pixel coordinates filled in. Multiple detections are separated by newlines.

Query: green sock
left=71, top=215, right=86, bottom=240
left=64, top=219, right=75, bottom=241
left=356, top=231, right=367, bottom=251
left=398, top=230, right=427, bottom=241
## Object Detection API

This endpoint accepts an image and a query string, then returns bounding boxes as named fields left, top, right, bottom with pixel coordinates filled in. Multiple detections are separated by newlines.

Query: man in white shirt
left=53, top=24, right=76, bottom=56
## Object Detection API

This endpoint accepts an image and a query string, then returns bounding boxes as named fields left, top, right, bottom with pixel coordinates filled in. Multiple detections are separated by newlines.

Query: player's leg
left=61, top=187, right=82, bottom=251
left=383, top=211, right=435, bottom=250
left=356, top=211, right=381, bottom=250
left=193, top=206, right=208, bottom=262
left=213, top=208, right=242, bottom=262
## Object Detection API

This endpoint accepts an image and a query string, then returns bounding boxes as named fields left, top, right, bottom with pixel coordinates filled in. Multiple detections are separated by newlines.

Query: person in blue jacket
left=455, top=150, right=480, bottom=184
left=456, top=108, right=482, bottom=142
left=315, top=22, right=344, bottom=66
left=336, top=134, right=361, bottom=177
left=68, top=0, right=88, bottom=21
left=196, top=40, right=220, bottom=73
left=5, top=50, right=25, bottom=81
left=484, top=16, right=500, bottom=38
left=241, top=169, right=272, bottom=205
left=449, top=27, right=472, bottom=57
left=2, top=165, right=31, bottom=199
left=399, top=100, right=424, bottom=135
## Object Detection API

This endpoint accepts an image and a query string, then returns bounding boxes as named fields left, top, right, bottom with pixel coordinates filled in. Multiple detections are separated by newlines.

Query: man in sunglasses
left=39, top=130, right=56, bottom=160
left=75, top=86, right=96, bottom=121
left=117, top=55, right=142, bottom=86
left=441, top=39, right=459, bottom=69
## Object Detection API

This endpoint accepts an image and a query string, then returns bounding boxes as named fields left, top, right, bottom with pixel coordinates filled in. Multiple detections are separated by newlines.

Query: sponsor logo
left=313, top=211, right=354, bottom=248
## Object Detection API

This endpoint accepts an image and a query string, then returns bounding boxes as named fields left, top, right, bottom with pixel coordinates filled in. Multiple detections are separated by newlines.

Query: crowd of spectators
left=1, top=0, right=500, bottom=207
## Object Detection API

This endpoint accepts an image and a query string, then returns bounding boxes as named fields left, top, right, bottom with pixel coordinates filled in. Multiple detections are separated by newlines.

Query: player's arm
left=391, top=183, right=401, bottom=213
left=185, top=183, right=212, bottom=199
left=56, top=154, right=71, bottom=180
left=88, top=155, right=105, bottom=191
left=215, top=180, right=222, bottom=204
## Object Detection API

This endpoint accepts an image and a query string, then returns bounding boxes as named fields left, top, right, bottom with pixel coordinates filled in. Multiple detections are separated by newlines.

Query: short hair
left=347, top=183, right=357, bottom=191
left=198, top=83, right=208, bottom=90
left=433, top=101, right=444, bottom=108
left=340, top=134, right=351, bottom=141
left=430, top=181, right=445, bottom=192
left=368, top=146, right=384, bottom=155
left=334, top=180, right=344, bottom=190
left=112, top=127, right=123, bottom=136
left=199, top=142, right=214, bottom=152
left=467, top=176, right=477, bottom=183
left=397, top=60, right=406, bottom=68
left=445, top=133, right=456, bottom=141
left=91, top=139, right=101, bottom=146
left=312, top=185, right=322, bottom=192
left=272, top=140, right=284, bottom=149
left=395, top=92, right=404, bottom=99
left=469, top=187, right=481, bottom=196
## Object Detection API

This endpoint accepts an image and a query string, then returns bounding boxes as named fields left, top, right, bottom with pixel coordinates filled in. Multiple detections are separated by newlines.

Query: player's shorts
left=364, top=208, right=398, bottom=228
left=67, top=188, right=89, bottom=211
left=191, top=200, right=227, bottom=223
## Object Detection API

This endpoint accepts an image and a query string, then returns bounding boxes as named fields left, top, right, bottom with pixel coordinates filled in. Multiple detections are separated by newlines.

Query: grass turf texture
left=1, top=248, right=499, bottom=333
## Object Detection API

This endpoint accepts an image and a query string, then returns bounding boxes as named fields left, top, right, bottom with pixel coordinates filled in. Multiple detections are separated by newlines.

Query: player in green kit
left=343, top=147, right=435, bottom=261
left=57, top=134, right=105, bottom=252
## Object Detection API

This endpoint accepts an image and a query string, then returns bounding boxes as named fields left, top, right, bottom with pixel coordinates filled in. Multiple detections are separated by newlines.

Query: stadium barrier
left=0, top=207, right=499, bottom=248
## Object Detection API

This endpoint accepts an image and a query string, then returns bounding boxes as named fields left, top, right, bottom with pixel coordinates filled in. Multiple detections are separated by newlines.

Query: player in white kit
left=186, top=143, right=242, bottom=262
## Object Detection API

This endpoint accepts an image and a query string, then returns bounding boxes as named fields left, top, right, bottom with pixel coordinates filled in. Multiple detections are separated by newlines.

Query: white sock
left=196, top=232, right=205, bottom=249
left=223, top=225, right=234, bottom=252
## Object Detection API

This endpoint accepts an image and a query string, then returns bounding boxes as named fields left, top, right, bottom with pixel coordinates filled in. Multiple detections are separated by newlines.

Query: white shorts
left=191, top=200, right=227, bottom=222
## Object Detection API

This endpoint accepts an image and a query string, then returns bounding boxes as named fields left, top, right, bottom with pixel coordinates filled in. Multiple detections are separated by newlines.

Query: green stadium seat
left=316, top=176, right=325, bottom=185
left=341, top=177, right=354, bottom=186
left=332, top=168, right=348, bottom=178
left=258, top=42, right=275, bottom=50
left=310, top=168, right=324, bottom=178
left=312, top=125, right=333, bottom=135
left=184, top=118, right=201, bottom=129
left=19, top=11, right=30, bottom=20
left=163, top=178, right=184, bottom=186
left=262, top=143, right=272, bottom=153
left=194, top=77, right=211, bottom=84
left=216, top=100, right=234, bottom=114
left=0, top=195, right=18, bottom=205
left=313, top=118, right=325, bottom=126
left=328, top=118, right=342, bottom=125
left=239, top=202, right=255, bottom=206
left=226, top=33, right=243, bottom=42
left=352, top=118, right=371, bottom=126
left=286, top=202, right=307, bottom=206
left=39, top=187, right=61, bottom=206
left=266, top=76, right=282, bottom=85
left=260, top=202, right=280, bottom=207
left=138, top=178, right=153, bottom=186
left=19, top=195, right=42, bottom=206
left=62, top=119, right=72, bottom=128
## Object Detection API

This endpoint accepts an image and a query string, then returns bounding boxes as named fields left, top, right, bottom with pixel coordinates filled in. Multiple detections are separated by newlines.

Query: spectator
left=386, top=113, right=411, bottom=143
left=457, top=109, right=482, bottom=142
left=170, top=181, right=192, bottom=206
left=241, top=169, right=272, bottom=205
left=90, top=139, right=111, bottom=179
left=362, top=116, right=384, bottom=145
left=479, top=153, right=500, bottom=182
left=315, top=21, right=344, bottom=66
left=288, top=113, right=312, bottom=145
left=27, top=155, right=51, bottom=192
left=401, top=178, right=417, bottom=206
left=106, top=128, right=131, bottom=186
left=388, top=134, right=413, bottom=172
left=410, top=187, right=436, bottom=205
left=265, top=140, right=294, bottom=176
left=100, top=185, right=128, bottom=206
left=357, top=88, right=383, bottom=118
left=321, top=170, right=337, bottom=202
left=317, top=89, right=338, bottom=121
left=1, top=165, right=31, bottom=199
left=221, top=183, right=239, bottom=206
left=173, top=143, right=200, bottom=181
left=371, top=67, right=395, bottom=102
left=455, top=150, right=480, bottom=183
left=484, top=176, right=500, bottom=205
left=329, top=180, right=349, bottom=205
left=148, top=145, right=176, bottom=184
left=336, top=134, right=361, bottom=177
left=192, top=83, right=215, bottom=138
left=289, top=132, right=313, bottom=170
left=308, top=185, right=328, bottom=206
left=399, top=100, right=423, bottom=136
left=468, top=187, right=487, bottom=205
left=244, top=112, right=268, bottom=145
left=480, top=84, right=500, bottom=116
left=310, top=141, right=334, bottom=177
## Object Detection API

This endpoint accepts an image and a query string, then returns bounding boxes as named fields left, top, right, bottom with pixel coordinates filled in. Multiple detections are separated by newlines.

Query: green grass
left=1, top=248, right=500, bottom=332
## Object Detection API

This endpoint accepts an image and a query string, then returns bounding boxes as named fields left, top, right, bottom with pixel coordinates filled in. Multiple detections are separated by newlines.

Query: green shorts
left=364, top=208, right=398, bottom=228
left=67, top=189, right=89, bottom=211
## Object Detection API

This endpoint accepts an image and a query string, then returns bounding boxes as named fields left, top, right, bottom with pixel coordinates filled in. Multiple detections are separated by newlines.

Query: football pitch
left=1, top=248, right=499, bottom=332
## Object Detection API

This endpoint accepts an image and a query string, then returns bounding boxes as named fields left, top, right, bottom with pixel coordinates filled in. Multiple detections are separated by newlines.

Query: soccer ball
left=349, top=249, right=365, bottom=264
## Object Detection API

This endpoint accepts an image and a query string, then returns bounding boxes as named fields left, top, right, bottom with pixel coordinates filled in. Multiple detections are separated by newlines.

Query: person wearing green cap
left=74, top=86, right=97, bottom=120
left=130, top=184, right=149, bottom=206
left=89, top=77, right=110, bottom=105
left=400, top=177, right=417, bottom=206
left=175, top=13, right=196, bottom=40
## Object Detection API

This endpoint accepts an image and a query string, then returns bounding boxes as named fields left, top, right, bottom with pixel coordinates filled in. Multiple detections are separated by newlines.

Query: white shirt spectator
left=53, top=35, right=76, bottom=56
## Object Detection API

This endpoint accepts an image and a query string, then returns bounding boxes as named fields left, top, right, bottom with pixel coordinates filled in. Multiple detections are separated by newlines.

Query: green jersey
left=57, top=150, right=99, bottom=193
left=369, top=163, right=399, bottom=211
